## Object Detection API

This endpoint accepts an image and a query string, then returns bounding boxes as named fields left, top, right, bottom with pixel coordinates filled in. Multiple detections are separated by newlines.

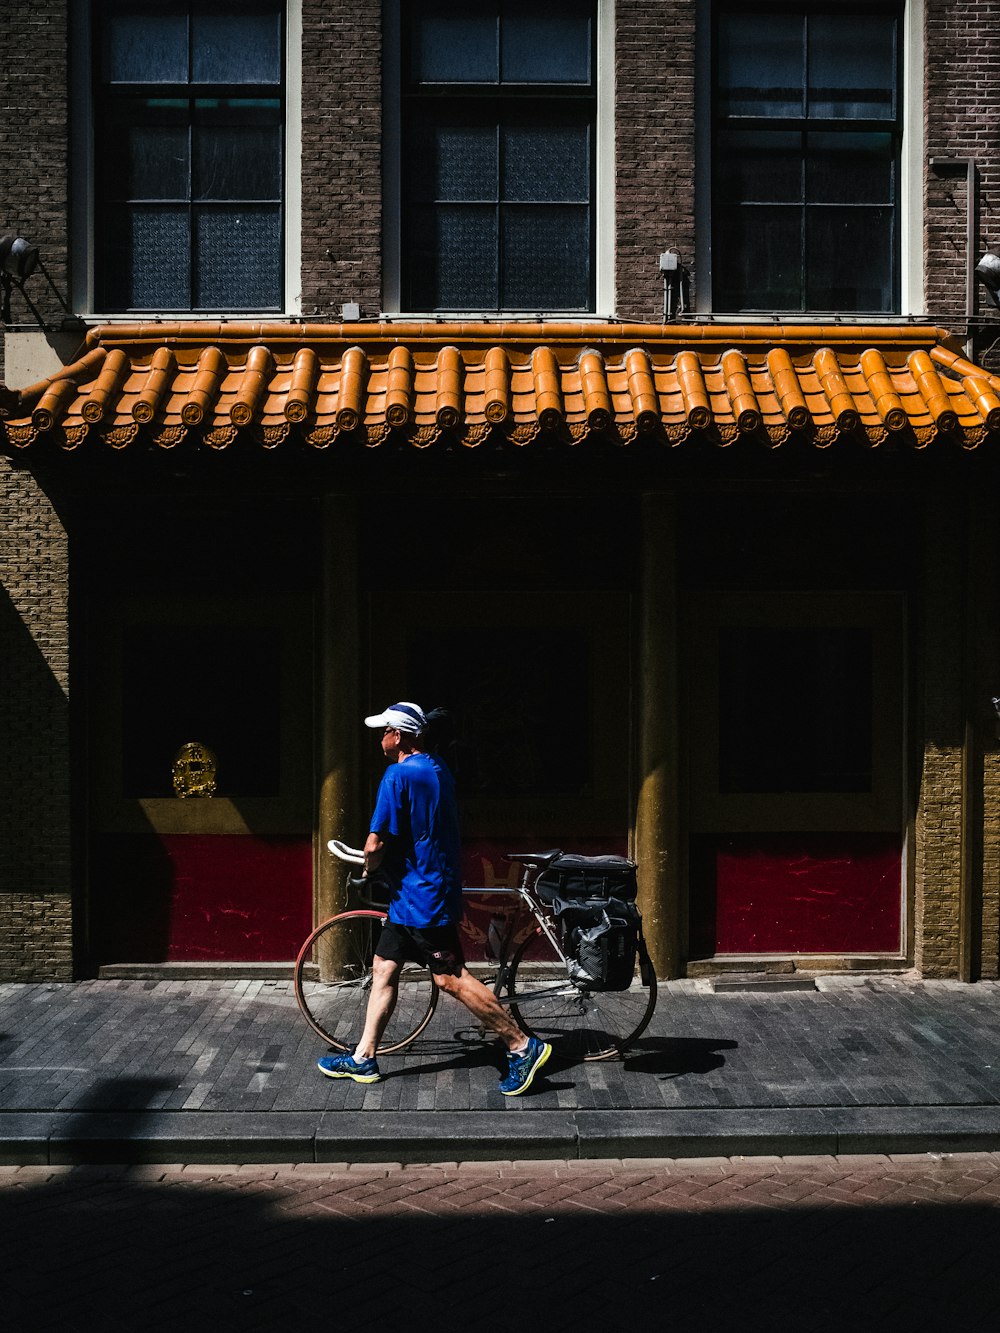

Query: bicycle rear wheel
left=507, top=925, right=657, bottom=1061
left=294, top=910, right=438, bottom=1053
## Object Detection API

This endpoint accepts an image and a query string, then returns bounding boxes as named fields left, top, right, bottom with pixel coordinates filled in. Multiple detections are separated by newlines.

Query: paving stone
left=6, top=979, right=1000, bottom=1160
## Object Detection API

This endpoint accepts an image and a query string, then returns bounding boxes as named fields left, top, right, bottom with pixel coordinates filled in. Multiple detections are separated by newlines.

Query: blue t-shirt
left=369, top=752, right=463, bottom=928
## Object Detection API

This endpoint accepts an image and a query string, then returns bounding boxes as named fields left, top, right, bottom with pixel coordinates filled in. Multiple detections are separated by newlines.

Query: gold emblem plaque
left=172, top=742, right=218, bottom=799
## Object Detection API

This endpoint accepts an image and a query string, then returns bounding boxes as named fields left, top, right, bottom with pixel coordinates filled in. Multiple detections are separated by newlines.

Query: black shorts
left=375, top=920, right=466, bottom=977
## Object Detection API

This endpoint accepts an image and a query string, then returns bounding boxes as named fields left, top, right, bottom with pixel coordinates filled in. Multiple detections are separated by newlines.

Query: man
left=317, top=701, right=552, bottom=1096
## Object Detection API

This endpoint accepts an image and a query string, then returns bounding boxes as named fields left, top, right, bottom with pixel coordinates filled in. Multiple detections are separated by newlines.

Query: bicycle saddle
left=503, top=849, right=564, bottom=869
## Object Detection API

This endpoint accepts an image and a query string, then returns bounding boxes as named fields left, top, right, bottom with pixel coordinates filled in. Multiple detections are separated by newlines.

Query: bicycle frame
left=312, top=837, right=658, bottom=1060
left=327, top=838, right=573, bottom=996
left=463, top=882, right=574, bottom=1004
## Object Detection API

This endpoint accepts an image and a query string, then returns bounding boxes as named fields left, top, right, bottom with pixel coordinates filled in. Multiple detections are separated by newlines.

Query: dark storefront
left=4, top=319, right=995, bottom=980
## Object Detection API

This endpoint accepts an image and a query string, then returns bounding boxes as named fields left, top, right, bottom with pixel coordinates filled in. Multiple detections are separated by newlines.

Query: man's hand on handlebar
left=363, top=831, right=386, bottom=878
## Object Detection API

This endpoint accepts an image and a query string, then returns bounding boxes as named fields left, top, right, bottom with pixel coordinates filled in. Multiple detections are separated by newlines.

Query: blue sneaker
left=499, top=1036, right=552, bottom=1096
left=317, top=1051, right=382, bottom=1084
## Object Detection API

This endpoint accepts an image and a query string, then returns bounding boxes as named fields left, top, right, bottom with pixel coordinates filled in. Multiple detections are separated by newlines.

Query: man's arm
left=364, top=831, right=385, bottom=876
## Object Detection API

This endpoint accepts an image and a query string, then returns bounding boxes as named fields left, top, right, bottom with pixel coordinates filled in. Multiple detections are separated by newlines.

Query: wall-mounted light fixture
left=975, top=252, right=1000, bottom=311
left=659, top=249, right=689, bottom=322
left=0, top=235, right=39, bottom=281
left=0, top=234, right=73, bottom=328
left=0, top=235, right=39, bottom=323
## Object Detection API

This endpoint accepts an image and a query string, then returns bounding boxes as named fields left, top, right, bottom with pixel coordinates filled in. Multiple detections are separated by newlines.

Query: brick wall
left=614, top=0, right=697, bottom=320
left=0, top=1, right=73, bottom=979
left=0, top=0, right=70, bottom=373
left=3, top=3, right=998, bottom=342
left=299, top=0, right=383, bottom=318
left=0, top=458, right=72, bottom=980
left=925, top=0, right=1000, bottom=362
left=914, top=496, right=967, bottom=978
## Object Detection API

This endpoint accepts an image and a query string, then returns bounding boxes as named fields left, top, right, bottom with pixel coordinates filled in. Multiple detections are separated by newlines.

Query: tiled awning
left=2, top=321, right=999, bottom=452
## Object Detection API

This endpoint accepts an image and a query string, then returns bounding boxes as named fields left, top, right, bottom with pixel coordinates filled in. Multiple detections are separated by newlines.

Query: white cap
left=364, top=701, right=427, bottom=734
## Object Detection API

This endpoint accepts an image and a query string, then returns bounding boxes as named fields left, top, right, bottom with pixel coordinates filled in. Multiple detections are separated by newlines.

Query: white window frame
left=695, top=0, right=924, bottom=318
left=70, top=0, right=302, bottom=319
left=382, top=0, right=615, bottom=318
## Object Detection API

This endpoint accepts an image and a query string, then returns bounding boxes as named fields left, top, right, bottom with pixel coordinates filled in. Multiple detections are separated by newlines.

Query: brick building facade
left=2, top=0, right=1000, bottom=983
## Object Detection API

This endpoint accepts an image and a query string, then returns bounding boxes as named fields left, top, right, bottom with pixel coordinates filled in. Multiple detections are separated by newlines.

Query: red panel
left=693, top=833, right=902, bottom=955
left=91, top=833, right=312, bottom=963
left=162, top=836, right=312, bottom=961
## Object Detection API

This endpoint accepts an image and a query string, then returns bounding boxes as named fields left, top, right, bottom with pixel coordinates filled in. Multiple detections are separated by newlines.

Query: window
left=712, top=3, right=901, bottom=314
left=399, top=0, right=596, bottom=313
left=94, top=0, right=284, bottom=312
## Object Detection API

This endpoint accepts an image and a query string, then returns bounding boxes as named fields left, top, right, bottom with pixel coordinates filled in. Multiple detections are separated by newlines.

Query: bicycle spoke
left=294, top=911, right=438, bottom=1054
left=507, top=940, right=657, bottom=1061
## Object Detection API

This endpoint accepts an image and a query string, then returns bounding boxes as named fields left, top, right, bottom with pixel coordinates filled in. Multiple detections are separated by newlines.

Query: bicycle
left=294, top=840, right=657, bottom=1061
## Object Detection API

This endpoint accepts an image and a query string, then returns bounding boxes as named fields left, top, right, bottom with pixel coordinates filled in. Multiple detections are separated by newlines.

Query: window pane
left=106, top=207, right=192, bottom=310
left=416, top=123, right=499, bottom=202
left=191, top=4, right=282, bottom=84
left=407, top=3, right=499, bottom=83
left=500, top=0, right=591, bottom=83
left=194, top=206, right=282, bottom=308
left=400, top=1, right=595, bottom=311
left=502, top=123, right=590, bottom=201
left=719, top=628, right=873, bottom=794
left=193, top=108, right=281, bottom=200
left=713, top=205, right=802, bottom=311
left=717, top=13, right=805, bottom=117
left=408, top=205, right=499, bottom=310
left=808, top=14, right=896, bottom=119
left=102, top=3, right=188, bottom=83
left=119, top=122, right=190, bottom=200
left=807, top=132, right=894, bottom=205
left=501, top=204, right=590, bottom=309
left=97, top=3, right=284, bottom=313
left=806, top=206, right=894, bottom=311
left=715, top=130, right=803, bottom=204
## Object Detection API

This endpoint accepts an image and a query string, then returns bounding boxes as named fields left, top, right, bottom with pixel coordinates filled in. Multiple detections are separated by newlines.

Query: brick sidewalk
left=4, top=976, right=1000, bottom=1161
left=6, top=1153, right=1000, bottom=1330
left=4, top=974, right=1000, bottom=1113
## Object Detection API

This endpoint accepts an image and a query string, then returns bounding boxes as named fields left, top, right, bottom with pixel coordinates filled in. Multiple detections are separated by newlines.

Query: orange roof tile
left=1, top=321, right=996, bottom=452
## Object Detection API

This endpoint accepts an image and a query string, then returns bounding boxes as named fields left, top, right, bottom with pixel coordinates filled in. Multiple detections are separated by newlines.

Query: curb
left=4, top=1106, right=1000, bottom=1165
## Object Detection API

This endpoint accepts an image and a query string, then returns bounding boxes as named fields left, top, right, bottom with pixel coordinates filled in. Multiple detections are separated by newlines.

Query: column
left=316, top=494, right=362, bottom=928
left=634, top=491, right=681, bottom=977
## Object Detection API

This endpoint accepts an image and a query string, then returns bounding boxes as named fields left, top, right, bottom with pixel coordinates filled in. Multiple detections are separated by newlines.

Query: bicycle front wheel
left=294, top=910, right=438, bottom=1054
left=507, top=926, right=657, bottom=1061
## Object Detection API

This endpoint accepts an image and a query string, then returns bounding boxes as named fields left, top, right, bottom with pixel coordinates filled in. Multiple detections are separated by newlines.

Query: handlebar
left=327, top=839, right=364, bottom=865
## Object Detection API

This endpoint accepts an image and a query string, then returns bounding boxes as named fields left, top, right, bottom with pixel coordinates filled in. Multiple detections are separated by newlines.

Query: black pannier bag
left=552, top=895, right=641, bottom=991
left=535, top=854, right=638, bottom=905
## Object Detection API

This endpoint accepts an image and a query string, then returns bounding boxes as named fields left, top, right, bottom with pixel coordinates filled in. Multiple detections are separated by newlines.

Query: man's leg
left=317, top=954, right=401, bottom=1082
left=433, top=967, right=526, bottom=1051
left=435, top=966, right=552, bottom=1095
left=353, top=954, right=402, bottom=1059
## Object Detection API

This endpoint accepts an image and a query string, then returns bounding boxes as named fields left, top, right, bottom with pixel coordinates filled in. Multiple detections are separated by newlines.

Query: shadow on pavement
left=386, top=1034, right=503, bottom=1079
left=391, top=1028, right=737, bottom=1091
left=63, top=1076, right=180, bottom=1112
left=623, top=1036, right=737, bottom=1077
left=387, top=1032, right=576, bottom=1094
left=4, top=1167, right=999, bottom=1331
